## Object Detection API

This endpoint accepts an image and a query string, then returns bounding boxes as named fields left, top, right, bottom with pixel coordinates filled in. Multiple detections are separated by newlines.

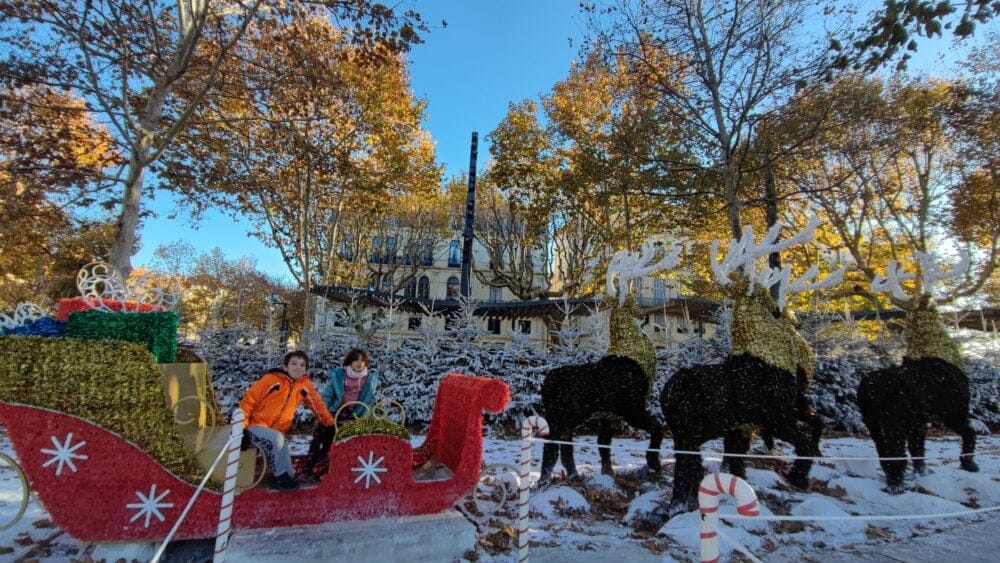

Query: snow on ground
left=0, top=430, right=998, bottom=562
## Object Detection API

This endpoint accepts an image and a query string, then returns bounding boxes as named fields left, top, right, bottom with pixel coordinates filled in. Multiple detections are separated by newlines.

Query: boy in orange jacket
left=239, top=350, right=334, bottom=490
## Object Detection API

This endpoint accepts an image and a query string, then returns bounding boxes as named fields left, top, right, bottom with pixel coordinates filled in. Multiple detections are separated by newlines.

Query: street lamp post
left=269, top=292, right=290, bottom=341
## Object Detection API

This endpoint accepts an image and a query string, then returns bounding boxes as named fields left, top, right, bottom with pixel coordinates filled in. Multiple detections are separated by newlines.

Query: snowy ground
left=0, top=430, right=998, bottom=562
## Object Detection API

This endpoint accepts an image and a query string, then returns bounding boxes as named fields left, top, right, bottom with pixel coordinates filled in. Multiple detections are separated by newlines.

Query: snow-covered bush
left=191, top=311, right=999, bottom=435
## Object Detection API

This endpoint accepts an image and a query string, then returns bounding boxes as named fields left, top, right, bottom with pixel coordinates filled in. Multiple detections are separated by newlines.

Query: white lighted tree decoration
left=0, top=303, right=46, bottom=330
left=710, top=216, right=846, bottom=310
left=76, top=261, right=182, bottom=312
left=605, top=241, right=683, bottom=303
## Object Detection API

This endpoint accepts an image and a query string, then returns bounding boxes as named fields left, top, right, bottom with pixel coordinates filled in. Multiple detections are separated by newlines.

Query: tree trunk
left=764, top=148, right=781, bottom=302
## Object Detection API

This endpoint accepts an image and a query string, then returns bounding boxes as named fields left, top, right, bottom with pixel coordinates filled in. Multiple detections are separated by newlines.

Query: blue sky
left=135, top=0, right=587, bottom=280
left=133, top=1, right=991, bottom=282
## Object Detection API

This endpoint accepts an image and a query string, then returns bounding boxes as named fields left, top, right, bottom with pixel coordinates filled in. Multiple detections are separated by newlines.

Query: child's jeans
left=246, top=425, right=294, bottom=478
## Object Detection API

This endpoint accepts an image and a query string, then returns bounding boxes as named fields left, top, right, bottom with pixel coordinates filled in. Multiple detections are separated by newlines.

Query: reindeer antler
left=871, top=250, right=970, bottom=302
left=710, top=216, right=845, bottom=310
left=606, top=241, right=683, bottom=304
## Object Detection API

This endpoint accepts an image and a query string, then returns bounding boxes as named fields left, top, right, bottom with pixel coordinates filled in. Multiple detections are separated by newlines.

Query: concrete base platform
left=223, top=510, right=476, bottom=562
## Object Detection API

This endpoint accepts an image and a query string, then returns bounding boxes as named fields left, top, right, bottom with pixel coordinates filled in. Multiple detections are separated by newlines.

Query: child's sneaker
left=266, top=474, right=300, bottom=491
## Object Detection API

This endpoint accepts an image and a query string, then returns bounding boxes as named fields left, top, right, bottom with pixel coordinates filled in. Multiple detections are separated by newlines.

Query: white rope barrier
left=214, top=409, right=247, bottom=563
left=518, top=415, right=549, bottom=563
left=526, top=436, right=996, bottom=463
left=720, top=504, right=1000, bottom=522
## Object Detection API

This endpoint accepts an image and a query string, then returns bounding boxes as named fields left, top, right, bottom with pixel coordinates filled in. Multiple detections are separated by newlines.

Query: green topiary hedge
left=0, top=335, right=203, bottom=484
left=64, top=310, right=179, bottom=362
left=336, top=417, right=410, bottom=442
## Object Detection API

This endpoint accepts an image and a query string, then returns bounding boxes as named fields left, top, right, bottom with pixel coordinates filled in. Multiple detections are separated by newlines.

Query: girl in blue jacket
left=300, top=347, right=379, bottom=480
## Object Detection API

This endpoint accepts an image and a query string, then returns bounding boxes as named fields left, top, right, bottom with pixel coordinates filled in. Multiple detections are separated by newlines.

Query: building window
left=370, top=236, right=381, bottom=263
left=368, top=273, right=379, bottom=290
left=653, top=278, right=666, bottom=301
left=417, top=276, right=430, bottom=299
left=677, top=318, right=704, bottom=334
left=381, top=274, right=392, bottom=291
left=446, top=276, right=460, bottom=298
left=404, top=278, right=417, bottom=299
left=490, top=243, right=505, bottom=269
left=384, top=236, right=397, bottom=264
left=487, top=318, right=501, bottom=334
left=489, top=286, right=503, bottom=302
left=448, top=240, right=461, bottom=267
left=518, top=320, right=531, bottom=334
left=420, top=240, right=434, bottom=266
left=339, top=234, right=354, bottom=260
left=407, top=317, right=421, bottom=330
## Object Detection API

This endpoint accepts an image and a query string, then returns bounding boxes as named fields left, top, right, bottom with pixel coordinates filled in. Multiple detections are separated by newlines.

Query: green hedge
left=65, top=310, right=179, bottom=363
left=0, top=335, right=203, bottom=484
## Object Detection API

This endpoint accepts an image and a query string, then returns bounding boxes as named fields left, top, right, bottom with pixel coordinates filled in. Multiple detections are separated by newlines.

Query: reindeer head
left=710, top=217, right=845, bottom=380
left=604, top=241, right=683, bottom=385
left=606, top=241, right=683, bottom=305
left=710, top=216, right=846, bottom=311
left=870, top=250, right=970, bottom=369
left=870, top=250, right=970, bottom=310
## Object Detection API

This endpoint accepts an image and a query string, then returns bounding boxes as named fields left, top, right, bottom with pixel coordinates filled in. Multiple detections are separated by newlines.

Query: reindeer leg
left=539, top=425, right=561, bottom=486
left=907, top=423, right=928, bottom=476
left=559, top=430, right=580, bottom=480
left=775, top=416, right=819, bottom=491
left=622, top=410, right=663, bottom=474
left=722, top=427, right=750, bottom=479
left=668, top=436, right=703, bottom=516
left=942, top=412, right=979, bottom=473
left=596, top=416, right=614, bottom=476
left=877, top=425, right=908, bottom=494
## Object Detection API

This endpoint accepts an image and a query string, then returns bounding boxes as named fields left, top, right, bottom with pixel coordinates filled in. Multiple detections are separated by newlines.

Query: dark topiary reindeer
left=661, top=217, right=843, bottom=514
left=859, top=251, right=979, bottom=493
left=538, top=242, right=681, bottom=485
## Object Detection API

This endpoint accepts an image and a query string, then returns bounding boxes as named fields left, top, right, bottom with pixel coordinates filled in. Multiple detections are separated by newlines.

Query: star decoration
left=40, top=433, right=88, bottom=476
left=126, top=484, right=174, bottom=528
left=351, top=451, right=388, bottom=489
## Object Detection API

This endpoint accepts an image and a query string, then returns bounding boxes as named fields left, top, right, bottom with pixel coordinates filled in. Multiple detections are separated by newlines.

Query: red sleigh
left=0, top=372, right=510, bottom=542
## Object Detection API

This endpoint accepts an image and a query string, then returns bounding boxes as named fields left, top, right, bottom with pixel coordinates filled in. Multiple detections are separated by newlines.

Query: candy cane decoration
left=518, top=415, right=549, bottom=563
left=214, top=409, right=246, bottom=562
left=699, top=472, right=759, bottom=563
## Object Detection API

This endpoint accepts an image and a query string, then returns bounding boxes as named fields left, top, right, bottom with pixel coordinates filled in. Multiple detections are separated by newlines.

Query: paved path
left=764, top=513, right=1000, bottom=563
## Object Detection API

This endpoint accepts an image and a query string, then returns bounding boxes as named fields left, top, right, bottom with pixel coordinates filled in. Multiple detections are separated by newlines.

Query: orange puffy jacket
left=239, top=369, right=335, bottom=433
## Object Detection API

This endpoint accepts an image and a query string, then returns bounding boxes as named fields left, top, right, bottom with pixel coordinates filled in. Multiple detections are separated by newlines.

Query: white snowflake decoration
left=76, top=261, right=181, bottom=312
left=126, top=484, right=174, bottom=528
left=40, top=433, right=88, bottom=476
left=351, top=451, right=388, bottom=489
left=0, top=302, right=46, bottom=330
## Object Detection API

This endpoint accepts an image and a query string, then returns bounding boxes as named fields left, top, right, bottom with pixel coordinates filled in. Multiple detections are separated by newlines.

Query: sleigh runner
left=0, top=372, right=510, bottom=542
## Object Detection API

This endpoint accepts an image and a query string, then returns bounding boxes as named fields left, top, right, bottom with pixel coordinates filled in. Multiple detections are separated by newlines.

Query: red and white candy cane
left=214, top=409, right=246, bottom=563
left=698, top=472, right=759, bottom=563
left=518, top=415, right=549, bottom=563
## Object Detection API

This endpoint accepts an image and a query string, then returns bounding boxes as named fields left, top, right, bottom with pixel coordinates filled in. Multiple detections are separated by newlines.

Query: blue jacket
left=322, top=367, right=379, bottom=419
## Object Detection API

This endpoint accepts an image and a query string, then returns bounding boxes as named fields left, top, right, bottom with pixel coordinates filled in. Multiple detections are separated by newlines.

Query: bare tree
left=584, top=0, right=845, bottom=238
left=0, top=0, right=426, bottom=275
